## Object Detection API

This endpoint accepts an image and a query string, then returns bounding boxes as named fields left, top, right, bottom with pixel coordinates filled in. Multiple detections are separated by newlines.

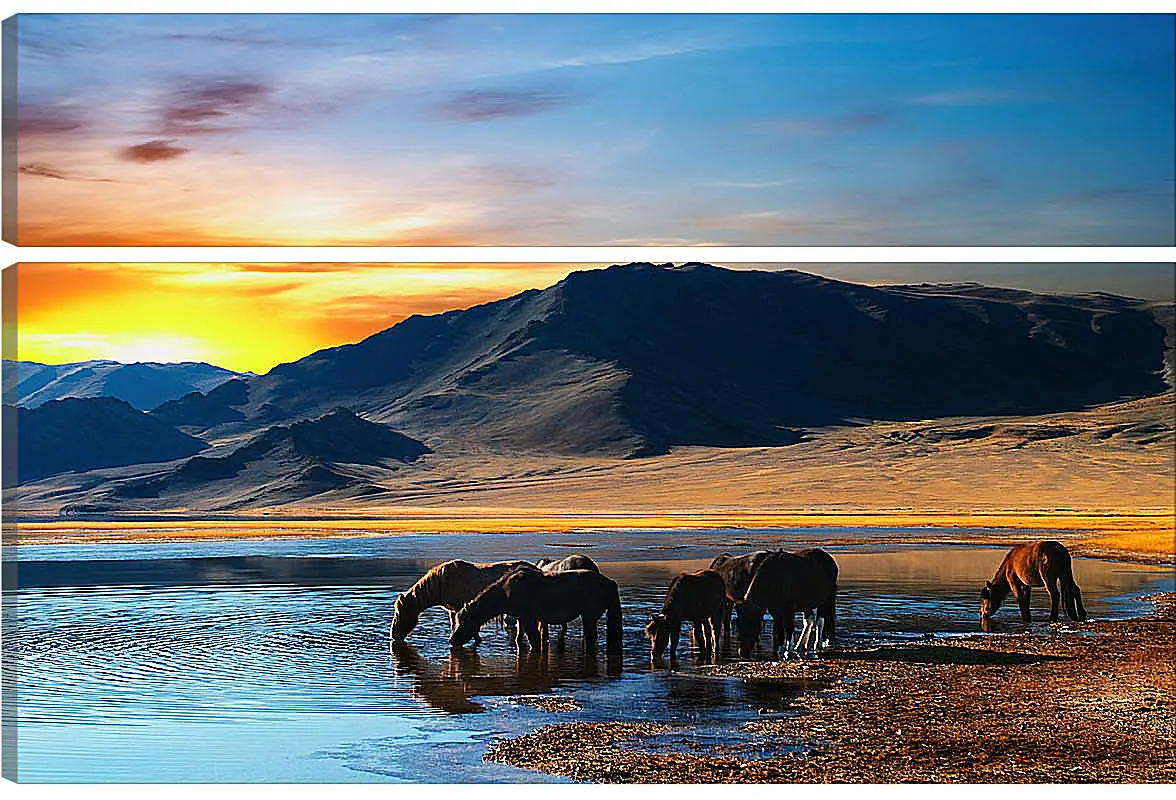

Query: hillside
left=4, top=397, right=209, bottom=485
left=178, top=263, right=1171, bottom=457
left=101, top=408, right=430, bottom=510
left=3, top=359, right=243, bottom=410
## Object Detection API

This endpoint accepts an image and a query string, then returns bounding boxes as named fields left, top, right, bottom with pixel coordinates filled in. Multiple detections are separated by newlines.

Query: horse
left=450, top=568, right=623, bottom=655
left=532, top=555, right=601, bottom=644
left=707, top=551, right=769, bottom=639
left=644, top=569, right=727, bottom=664
left=536, top=554, right=600, bottom=573
left=738, top=548, right=838, bottom=659
left=980, top=541, right=1087, bottom=623
left=389, top=559, right=532, bottom=642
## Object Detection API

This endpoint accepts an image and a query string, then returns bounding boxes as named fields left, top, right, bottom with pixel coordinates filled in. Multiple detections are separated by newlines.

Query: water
left=5, top=528, right=1172, bottom=782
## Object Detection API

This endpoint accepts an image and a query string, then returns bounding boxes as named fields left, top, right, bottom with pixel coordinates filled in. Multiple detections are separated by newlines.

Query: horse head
left=389, top=593, right=420, bottom=641
left=734, top=603, right=763, bottom=658
left=979, top=580, right=1002, bottom=619
left=644, top=613, right=670, bottom=660
left=448, top=607, right=479, bottom=648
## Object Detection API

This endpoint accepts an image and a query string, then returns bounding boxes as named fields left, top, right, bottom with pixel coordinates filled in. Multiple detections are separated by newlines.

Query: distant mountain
left=111, top=408, right=430, bottom=508
left=174, top=263, right=1170, bottom=457
left=149, top=378, right=250, bottom=428
left=4, top=397, right=209, bottom=485
left=3, top=359, right=245, bottom=410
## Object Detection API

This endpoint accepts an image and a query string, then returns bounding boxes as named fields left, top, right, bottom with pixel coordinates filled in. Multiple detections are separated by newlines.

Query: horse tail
left=822, top=583, right=837, bottom=640
left=1062, top=577, right=1087, bottom=621
left=606, top=583, right=623, bottom=655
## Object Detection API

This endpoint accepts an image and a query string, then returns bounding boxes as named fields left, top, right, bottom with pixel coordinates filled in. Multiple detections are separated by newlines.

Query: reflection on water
left=7, top=529, right=1173, bottom=782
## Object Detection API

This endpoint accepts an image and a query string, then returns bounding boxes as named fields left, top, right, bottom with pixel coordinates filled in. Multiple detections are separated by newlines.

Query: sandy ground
left=8, top=394, right=1174, bottom=562
left=485, top=595, right=1176, bottom=783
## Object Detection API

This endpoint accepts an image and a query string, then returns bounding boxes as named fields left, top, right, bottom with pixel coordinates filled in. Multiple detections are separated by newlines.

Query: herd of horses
left=388, top=540, right=1087, bottom=663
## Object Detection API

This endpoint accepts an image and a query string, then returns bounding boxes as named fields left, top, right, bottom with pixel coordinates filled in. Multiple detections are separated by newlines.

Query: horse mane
left=401, top=559, right=465, bottom=613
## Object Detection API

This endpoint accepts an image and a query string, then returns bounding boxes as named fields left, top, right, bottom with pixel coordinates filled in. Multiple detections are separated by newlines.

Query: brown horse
left=644, top=569, right=727, bottom=664
left=980, top=541, right=1087, bottom=623
left=707, top=551, right=769, bottom=638
left=451, top=569, right=623, bottom=655
left=739, top=548, right=838, bottom=659
left=389, top=559, right=532, bottom=642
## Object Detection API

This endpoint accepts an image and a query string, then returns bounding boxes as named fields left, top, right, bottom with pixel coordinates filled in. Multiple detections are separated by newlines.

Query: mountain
left=109, top=408, right=430, bottom=508
left=3, top=359, right=245, bottom=410
left=4, top=397, right=209, bottom=485
left=149, top=378, right=251, bottom=429
left=175, top=263, right=1170, bottom=458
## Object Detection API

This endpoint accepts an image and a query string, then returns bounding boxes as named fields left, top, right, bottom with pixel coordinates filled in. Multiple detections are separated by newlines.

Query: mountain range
left=3, top=359, right=244, bottom=410
left=5, top=263, right=1172, bottom=509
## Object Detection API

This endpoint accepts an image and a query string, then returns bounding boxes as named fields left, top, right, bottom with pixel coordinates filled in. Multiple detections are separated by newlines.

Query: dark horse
left=980, top=541, right=1087, bottom=623
left=532, top=555, right=600, bottom=644
left=644, top=569, right=727, bottom=664
left=389, top=559, right=531, bottom=642
left=738, top=548, right=838, bottom=659
left=707, top=551, right=769, bottom=639
left=450, top=569, right=623, bottom=655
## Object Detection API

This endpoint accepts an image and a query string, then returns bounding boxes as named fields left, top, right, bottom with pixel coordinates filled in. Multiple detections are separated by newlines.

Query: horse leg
left=710, top=611, right=723, bottom=661
left=538, top=621, right=550, bottom=652
left=668, top=620, right=682, bottom=662
left=583, top=615, right=598, bottom=654
left=775, top=609, right=795, bottom=659
left=1018, top=584, right=1032, bottom=623
left=692, top=619, right=708, bottom=659
left=797, top=610, right=816, bottom=655
left=1045, top=577, right=1060, bottom=622
left=521, top=618, right=542, bottom=652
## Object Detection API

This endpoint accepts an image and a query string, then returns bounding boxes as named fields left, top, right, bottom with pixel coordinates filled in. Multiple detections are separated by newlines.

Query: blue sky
left=13, top=13, right=1176, bottom=245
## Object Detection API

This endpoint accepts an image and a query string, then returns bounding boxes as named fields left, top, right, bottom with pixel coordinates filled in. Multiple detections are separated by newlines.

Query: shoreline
left=6, top=510, right=1172, bottom=565
left=486, top=594, right=1176, bottom=783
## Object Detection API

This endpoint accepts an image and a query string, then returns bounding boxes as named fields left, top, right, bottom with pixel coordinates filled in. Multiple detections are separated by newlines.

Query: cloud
left=905, top=89, right=1034, bottom=107
left=18, top=162, right=70, bottom=180
left=161, top=79, right=271, bottom=135
left=434, top=88, right=576, bottom=122
left=17, top=106, right=86, bottom=137
left=18, top=162, right=118, bottom=182
left=120, top=139, right=190, bottom=163
left=757, top=111, right=889, bottom=136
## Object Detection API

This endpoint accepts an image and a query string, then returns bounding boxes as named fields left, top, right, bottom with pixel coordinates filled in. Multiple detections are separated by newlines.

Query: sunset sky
left=10, top=262, right=1174, bottom=374
left=12, top=13, right=1175, bottom=246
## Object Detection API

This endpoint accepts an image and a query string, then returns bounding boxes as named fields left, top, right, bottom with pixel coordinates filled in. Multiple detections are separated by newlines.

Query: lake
left=5, top=527, right=1171, bottom=782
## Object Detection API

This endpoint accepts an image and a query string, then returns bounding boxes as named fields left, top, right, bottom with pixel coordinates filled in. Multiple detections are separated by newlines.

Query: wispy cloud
left=18, top=162, right=116, bottom=182
left=905, top=89, right=1035, bottom=107
left=433, top=87, right=578, bottom=122
left=17, top=105, right=87, bottom=137
left=757, top=111, right=890, bottom=137
left=160, top=79, right=271, bottom=136
left=120, top=140, right=190, bottom=163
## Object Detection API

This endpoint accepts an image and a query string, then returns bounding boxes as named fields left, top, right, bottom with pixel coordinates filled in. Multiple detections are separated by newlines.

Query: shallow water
left=6, top=528, right=1172, bottom=782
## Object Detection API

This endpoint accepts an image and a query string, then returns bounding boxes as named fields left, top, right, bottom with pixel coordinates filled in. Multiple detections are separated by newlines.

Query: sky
left=11, top=13, right=1176, bottom=246
left=9, top=262, right=1173, bottom=374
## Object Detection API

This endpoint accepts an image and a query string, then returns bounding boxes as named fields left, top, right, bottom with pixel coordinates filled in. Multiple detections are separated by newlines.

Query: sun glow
left=12, top=263, right=579, bottom=373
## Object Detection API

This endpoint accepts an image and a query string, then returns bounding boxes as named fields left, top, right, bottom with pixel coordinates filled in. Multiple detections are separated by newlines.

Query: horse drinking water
left=707, top=551, right=769, bottom=639
left=980, top=541, right=1087, bottom=623
left=738, top=548, right=838, bottom=659
left=389, top=559, right=532, bottom=643
left=450, top=568, right=623, bottom=655
left=644, top=568, right=728, bottom=664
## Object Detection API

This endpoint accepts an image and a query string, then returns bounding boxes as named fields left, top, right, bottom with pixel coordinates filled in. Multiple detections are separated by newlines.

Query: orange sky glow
left=12, top=263, right=581, bottom=373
